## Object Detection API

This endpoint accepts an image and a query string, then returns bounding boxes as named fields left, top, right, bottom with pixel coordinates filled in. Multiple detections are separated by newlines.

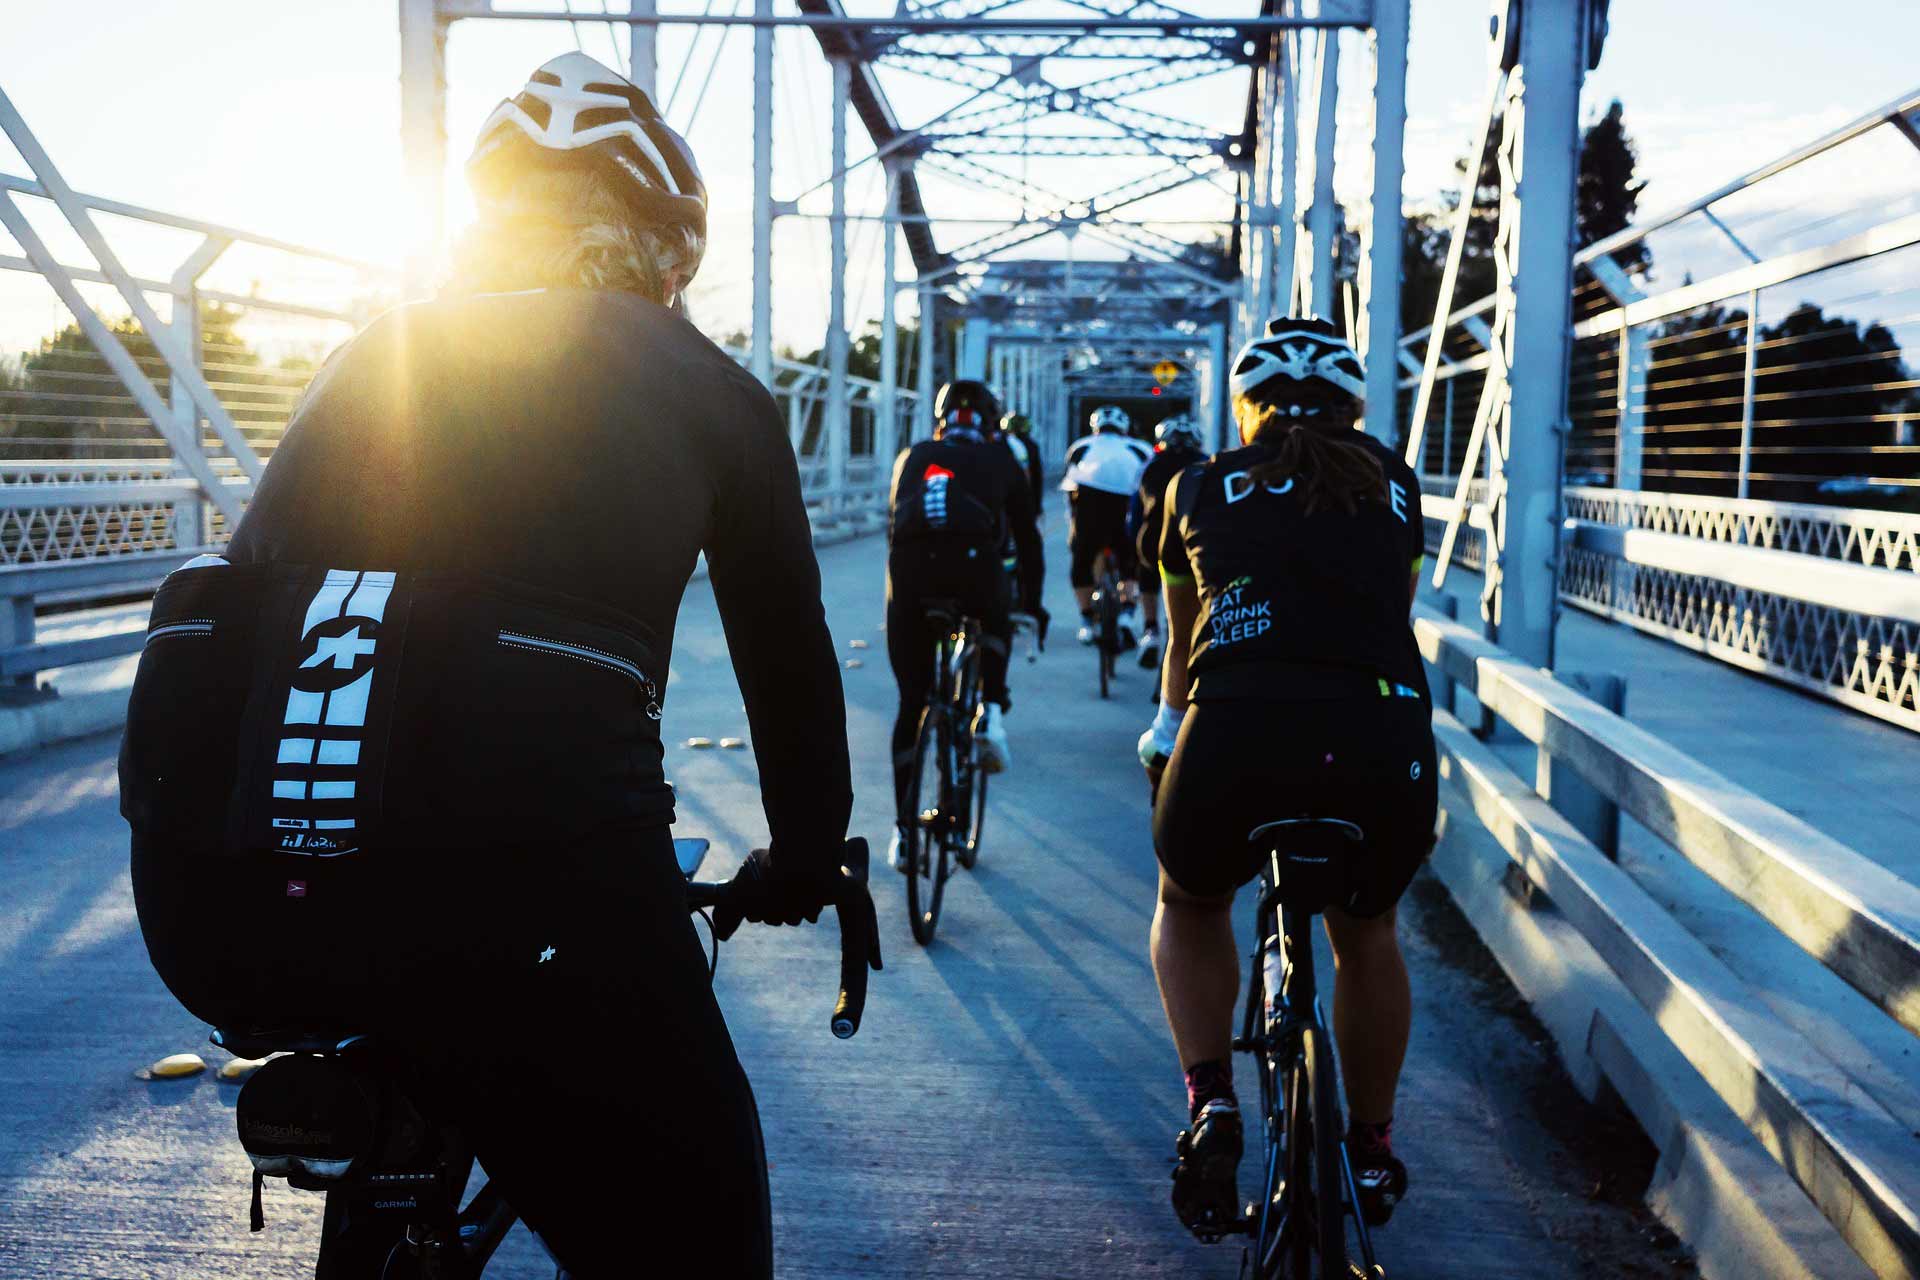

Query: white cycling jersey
left=1060, top=433, right=1153, bottom=496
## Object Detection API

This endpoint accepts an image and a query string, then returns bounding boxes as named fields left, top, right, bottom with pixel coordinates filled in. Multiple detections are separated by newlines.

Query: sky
left=1, top=0, right=1915, bottom=360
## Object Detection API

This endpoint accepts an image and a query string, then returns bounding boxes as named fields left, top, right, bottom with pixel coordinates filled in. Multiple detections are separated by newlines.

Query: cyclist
left=118, top=53, right=851, bottom=1279
left=1139, top=317, right=1436, bottom=1237
left=1000, top=410, right=1045, bottom=516
left=998, top=410, right=1049, bottom=643
left=1129, top=413, right=1207, bottom=671
left=885, top=380, right=1044, bottom=870
left=1060, top=405, right=1152, bottom=645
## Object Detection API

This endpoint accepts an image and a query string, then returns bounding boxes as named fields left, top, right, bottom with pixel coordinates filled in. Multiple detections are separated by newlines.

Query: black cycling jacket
left=222, top=288, right=852, bottom=862
left=1159, top=431, right=1427, bottom=701
left=887, top=435, right=1043, bottom=610
left=1133, top=443, right=1204, bottom=578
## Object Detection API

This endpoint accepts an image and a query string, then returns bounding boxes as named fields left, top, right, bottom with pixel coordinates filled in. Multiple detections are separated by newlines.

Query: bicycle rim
left=959, top=748, right=987, bottom=869
left=1304, top=1026, right=1349, bottom=1280
left=904, top=707, right=949, bottom=945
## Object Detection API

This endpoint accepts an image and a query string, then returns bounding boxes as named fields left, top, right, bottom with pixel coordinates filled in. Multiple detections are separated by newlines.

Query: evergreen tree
left=1577, top=99, right=1648, bottom=270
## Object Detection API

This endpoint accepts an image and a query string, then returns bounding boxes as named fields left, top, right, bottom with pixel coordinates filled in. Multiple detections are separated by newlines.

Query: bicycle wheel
left=1303, top=1025, right=1349, bottom=1280
left=903, top=706, right=950, bottom=945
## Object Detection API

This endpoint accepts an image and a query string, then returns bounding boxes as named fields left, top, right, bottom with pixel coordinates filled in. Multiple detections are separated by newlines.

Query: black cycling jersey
left=888, top=435, right=1042, bottom=606
left=216, top=287, right=851, bottom=860
left=1133, top=443, right=1204, bottom=580
left=1158, top=431, right=1427, bottom=701
left=1005, top=432, right=1045, bottom=515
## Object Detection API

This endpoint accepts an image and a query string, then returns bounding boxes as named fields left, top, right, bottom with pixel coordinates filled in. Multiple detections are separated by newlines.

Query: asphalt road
left=0, top=526, right=1693, bottom=1279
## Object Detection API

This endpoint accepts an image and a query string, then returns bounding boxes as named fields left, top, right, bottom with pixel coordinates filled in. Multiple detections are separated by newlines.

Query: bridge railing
left=1421, top=478, right=1920, bottom=734
left=1416, top=602, right=1920, bottom=1278
left=1401, top=87, right=1920, bottom=503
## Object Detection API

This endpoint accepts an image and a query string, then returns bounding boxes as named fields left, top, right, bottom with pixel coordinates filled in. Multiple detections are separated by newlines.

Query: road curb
left=0, top=683, right=132, bottom=759
left=1429, top=776, right=1876, bottom=1280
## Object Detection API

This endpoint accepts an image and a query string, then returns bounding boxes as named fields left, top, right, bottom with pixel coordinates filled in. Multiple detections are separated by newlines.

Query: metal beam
left=1360, top=0, right=1407, bottom=446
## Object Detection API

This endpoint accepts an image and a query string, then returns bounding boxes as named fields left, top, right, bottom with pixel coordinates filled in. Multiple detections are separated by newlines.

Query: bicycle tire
left=1249, top=969, right=1286, bottom=1276
left=957, top=751, right=987, bottom=870
left=1285, top=1055, right=1314, bottom=1280
left=1304, top=1025, right=1349, bottom=1280
left=904, top=705, right=949, bottom=946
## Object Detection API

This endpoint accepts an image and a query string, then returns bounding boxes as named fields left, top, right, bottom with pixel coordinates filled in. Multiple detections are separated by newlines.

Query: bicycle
left=214, top=836, right=878, bottom=1279
left=1225, top=817, right=1387, bottom=1280
left=1089, top=549, right=1134, bottom=699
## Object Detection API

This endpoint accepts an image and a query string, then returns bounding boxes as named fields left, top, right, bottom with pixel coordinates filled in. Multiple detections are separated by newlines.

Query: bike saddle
left=920, top=597, right=964, bottom=626
left=211, top=1027, right=374, bottom=1061
left=1246, top=816, right=1366, bottom=858
left=1247, top=818, right=1367, bottom=914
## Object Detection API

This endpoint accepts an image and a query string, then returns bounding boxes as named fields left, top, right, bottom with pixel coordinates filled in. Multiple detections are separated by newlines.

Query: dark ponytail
left=1238, top=402, right=1385, bottom=515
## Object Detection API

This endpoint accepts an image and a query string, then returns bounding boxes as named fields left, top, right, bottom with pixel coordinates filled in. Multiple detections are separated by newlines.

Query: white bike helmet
left=1230, top=317, right=1366, bottom=410
left=1154, top=414, right=1203, bottom=453
left=1088, top=405, right=1132, bottom=435
left=468, top=53, right=709, bottom=282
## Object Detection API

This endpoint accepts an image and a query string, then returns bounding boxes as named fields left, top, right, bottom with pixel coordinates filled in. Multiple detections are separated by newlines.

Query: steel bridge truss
left=403, top=0, right=1411, bottom=476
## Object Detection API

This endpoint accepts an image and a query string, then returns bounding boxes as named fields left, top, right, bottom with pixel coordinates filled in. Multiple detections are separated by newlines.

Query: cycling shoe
left=1347, top=1142, right=1407, bottom=1227
left=1137, top=633, right=1161, bottom=669
left=1171, top=1098, right=1242, bottom=1241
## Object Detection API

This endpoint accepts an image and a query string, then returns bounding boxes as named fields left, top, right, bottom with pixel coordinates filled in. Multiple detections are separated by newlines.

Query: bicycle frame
left=1236, top=856, right=1383, bottom=1279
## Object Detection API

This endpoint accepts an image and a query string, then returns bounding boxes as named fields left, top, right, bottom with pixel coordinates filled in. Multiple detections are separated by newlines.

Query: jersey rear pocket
left=384, top=585, right=671, bottom=849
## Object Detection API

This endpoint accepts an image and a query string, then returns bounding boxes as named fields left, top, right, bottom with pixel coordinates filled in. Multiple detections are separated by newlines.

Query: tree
left=1577, top=99, right=1648, bottom=271
left=0, top=303, right=316, bottom=460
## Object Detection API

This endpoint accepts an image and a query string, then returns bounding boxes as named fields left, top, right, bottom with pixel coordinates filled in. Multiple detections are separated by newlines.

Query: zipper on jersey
left=496, top=630, right=662, bottom=719
left=146, top=619, right=215, bottom=644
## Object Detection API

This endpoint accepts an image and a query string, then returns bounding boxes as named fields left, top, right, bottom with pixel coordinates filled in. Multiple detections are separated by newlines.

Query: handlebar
left=686, top=839, right=881, bottom=1040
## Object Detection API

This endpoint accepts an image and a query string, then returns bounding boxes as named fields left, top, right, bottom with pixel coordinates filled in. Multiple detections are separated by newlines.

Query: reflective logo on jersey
left=271, top=569, right=396, bottom=856
left=1224, top=471, right=1295, bottom=504
left=1388, top=478, right=1409, bottom=522
left=923, top=464, right=955, bottom=529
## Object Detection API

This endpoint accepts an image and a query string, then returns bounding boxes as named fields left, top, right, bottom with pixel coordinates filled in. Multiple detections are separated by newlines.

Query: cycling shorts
left=1153, top=694, right=1437, bottom=913
left=1067, top=488, right=1136, bottom=588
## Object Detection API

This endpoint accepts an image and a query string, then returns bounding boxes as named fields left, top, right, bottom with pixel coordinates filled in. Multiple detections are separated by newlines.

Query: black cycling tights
left=1153, top=695, right=1437, bottom=913
left=885, top=540, right=1011, bottom=817
left=132, top=827, right=772, bottom=1278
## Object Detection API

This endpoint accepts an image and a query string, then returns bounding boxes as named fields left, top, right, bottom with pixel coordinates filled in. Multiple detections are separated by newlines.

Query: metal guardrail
left=1414, top=603, right=1920, bottom=1277
left=1402, top=86, right=1920, bottom=505
left=1422, top=480, right=1920, bottom=734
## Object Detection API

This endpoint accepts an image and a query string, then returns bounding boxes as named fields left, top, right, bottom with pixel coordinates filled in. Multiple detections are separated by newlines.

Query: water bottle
left=1262, top=943, right=1287, bottom=1029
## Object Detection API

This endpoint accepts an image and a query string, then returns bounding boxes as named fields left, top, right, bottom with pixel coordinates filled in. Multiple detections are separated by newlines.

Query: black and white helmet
left=1230, top=317, right=1366, bottom=410
left=467, top=53, right=709, bottom=280
left=1089, top=405, right=1131, bottom=435
left=1154, top=414, right=1203, bottom=453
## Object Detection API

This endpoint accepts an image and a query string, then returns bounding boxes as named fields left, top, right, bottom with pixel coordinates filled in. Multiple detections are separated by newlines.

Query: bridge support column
left=750, top=0, right=774, bottom=389
left=1276, top=30, right=1299, bottom=321
left=1204, top=322, right=1229, bottom=453
left=826, top=56, right=851, bottom=510
left=1490, top=0, right=1588, bottom=671
left=1539, top=672, right=1625, bottom=857
left=1362, top=0, right=1409, bottom=447
left=398, top=0, right=447, bottom=296
left=879, top=163, right=900, bottom=465
left=627, top=0, right=658, bottom=101
left=917, top=282, right=937, bottom=441
left=1306, top=27, right=1339, bottom=320
left=959, top=319, right=990, bottom=379
left=1615, top=320, right=1648, bottom=490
